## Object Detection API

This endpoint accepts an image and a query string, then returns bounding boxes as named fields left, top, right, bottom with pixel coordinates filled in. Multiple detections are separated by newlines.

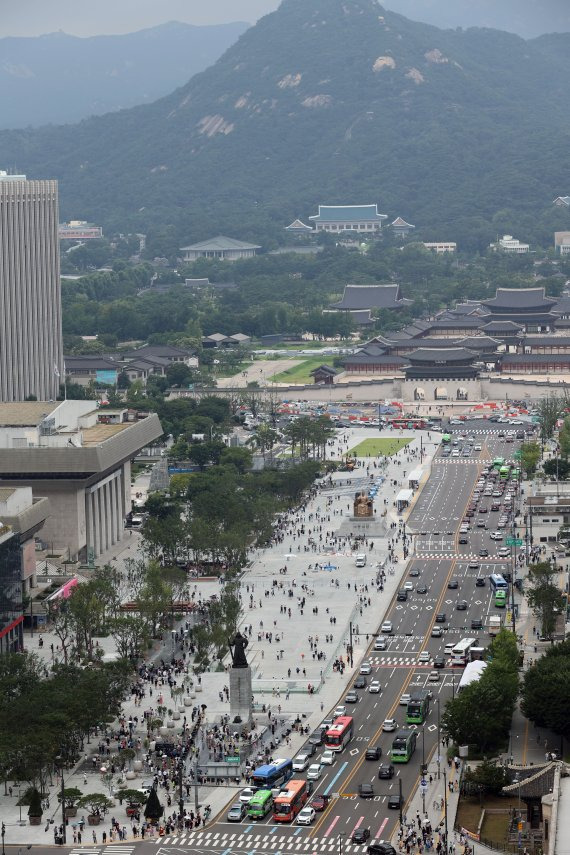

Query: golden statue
left=354, top=491, right=373, bottom=518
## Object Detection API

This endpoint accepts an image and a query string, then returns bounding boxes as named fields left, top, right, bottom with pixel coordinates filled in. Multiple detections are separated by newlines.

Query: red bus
left=389, top=418, right=429, bottom=430
left=325, top=715, right=354, bottom=752
left=272, top=779, right=308, bottom=822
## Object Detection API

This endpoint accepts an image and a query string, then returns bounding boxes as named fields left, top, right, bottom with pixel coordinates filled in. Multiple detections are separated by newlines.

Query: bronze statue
left=354, top=491, right=373, bottom=518
left=228, top=631, right=249, bottom=669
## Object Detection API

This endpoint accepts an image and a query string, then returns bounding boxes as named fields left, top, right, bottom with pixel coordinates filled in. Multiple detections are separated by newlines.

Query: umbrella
left=284, top=553, right=297, bottom=558
left=323, top=563, right=337, bottom=571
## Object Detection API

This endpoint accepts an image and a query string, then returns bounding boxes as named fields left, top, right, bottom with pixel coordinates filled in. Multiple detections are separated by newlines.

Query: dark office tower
left=0, top=171, right=63, bottom=401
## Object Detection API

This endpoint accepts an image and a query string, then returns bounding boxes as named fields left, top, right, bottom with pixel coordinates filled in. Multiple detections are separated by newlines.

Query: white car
left=382, top=718, right=397, bottom=732
left=359, top=662, right=372, bottom=675
left=381, top=621, right=393, bottom=634
left=293, top=754, right=310, bottom=772
left=418, top=652, right=430, bottom=663
left=321, top=749, right=336, bottom=765
left=399, top=693, right=411, bottom=706
left=239, top=787, right=256, bottom=804
left=369, top=680, right=381, bottom=694
left=296, top=806, right=316, bottom=826
left=307, top=763, right=323, bottom=780
left=490, top=532, right=503, bottom=540
left=403, top=581, right=413, bottom=590
left=333, top=705, right=346, bottom=718
left=474, top=444, right=482, bottom=451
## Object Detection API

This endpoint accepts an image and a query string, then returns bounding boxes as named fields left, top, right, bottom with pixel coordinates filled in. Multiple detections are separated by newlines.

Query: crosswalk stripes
left=67, top=850, right=99, bottom=855
left=155, top=832, right=381, bottom=850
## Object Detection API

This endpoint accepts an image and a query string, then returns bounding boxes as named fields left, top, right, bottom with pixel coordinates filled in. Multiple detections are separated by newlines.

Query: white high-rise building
left=0, top=171, right=63, bottom=401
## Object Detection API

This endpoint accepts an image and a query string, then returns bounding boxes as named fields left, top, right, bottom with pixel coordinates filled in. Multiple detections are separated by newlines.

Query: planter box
left=29, top=816, right=42, bottom=826
left=172, top=711, right=181, bottom=720
left=87, top=815, right=101, bottom=826
left=184, top=697, right=192, bottom=707
left=65, top=807, right=78, bottom=817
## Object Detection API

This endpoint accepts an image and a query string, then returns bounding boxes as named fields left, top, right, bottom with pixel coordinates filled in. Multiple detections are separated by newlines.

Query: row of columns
left=86, top=470, right=124, bottom=558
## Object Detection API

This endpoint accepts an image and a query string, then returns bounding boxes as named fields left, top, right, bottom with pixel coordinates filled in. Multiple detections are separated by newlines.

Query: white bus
left=451, top=637, right=478, bottom=666
left=457, top=660, right=487, bottom=692
left=489, top=573, right=508, bottom=591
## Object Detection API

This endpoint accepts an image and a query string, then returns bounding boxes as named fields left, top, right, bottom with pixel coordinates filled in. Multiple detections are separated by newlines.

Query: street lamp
left=338, top=831, right=345, bottom=855
left=1, top=822, right=5, bottom=855
left=436, top=699, right=441, bottom=780
left=55, top=751, right=67, bottom=845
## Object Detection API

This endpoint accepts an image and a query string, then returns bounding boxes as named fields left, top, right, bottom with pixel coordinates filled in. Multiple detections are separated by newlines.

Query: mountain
left=0, top=21, right=249, bottom=128
left=2, top=0, right=570, bottom=246
left=381, top=0, right=570, bottom=40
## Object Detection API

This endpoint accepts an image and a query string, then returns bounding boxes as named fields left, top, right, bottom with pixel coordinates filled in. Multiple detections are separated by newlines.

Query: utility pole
left=443, top=769, right=449, bottom=855
left=436, top=699, right=441, bottom=780
left=178, top=759, right=184, bottom=827
left=399, top=777, right=403, bottom=827
left=421, top=727, right=426, bottom=816
left=349, top=621, right=353, bottom=668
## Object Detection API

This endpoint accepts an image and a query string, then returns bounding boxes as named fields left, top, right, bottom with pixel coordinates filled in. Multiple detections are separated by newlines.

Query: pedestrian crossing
left=155, top=830, right=390, bottom=850
left=414, top=552, right=507, bottom=560
left=68, top=848, right=136, bottom=855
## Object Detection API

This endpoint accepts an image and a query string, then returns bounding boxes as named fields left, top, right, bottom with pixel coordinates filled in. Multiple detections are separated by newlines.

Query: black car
left=475, top=577, right=486, bottom=587
left=365, top=746, right=382, bottom=761
left=409, top=568, right=420, bottom=577
left=471, top=617, right=483, bottom=630
left=417, top=584, right=428, bottom=594
left=459, top=537, right=469, bottom=545
left=359, top=783, right=374, bottom=798
left=302, top=741, right=317, bottom=757
left=388, top=793, right=403, bottom=809
left=308, top=727, right=326, bottom=746
left=397, top=589, right=408, bottom=602
left=433, top=655, right=445, bottom=668
left=378, top=763, right=395, bottom=779
left=368, top=844, right=397, bottom=855
left=354, top=675, right=367, bottom=689
left=435, top=612, right=447, bottom=623
left=456, top=600, right=468, bottom=611
left=353, top=828, right=371, bottom=844
left=479, top=548, right=489, bottom=557
left=448, top=580, right=459, bottom=589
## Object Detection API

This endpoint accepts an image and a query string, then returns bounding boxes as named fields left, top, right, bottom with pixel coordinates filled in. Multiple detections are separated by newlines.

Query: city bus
left=406, top=690, right=430, bottom=724
left=492, top=457, right=505, bottom=470
left=325, top=716, right=354, bottom=752
left=489, top=573, right=508, bottom=591
left=272, top=779, right=308, bottom=822
left=247, top=789, right=274, bottom=819
left=499, top=465, right=511, bottom=480
left=391, top=729, right=417, bottom=763
left=451, top=638, right=478, bottom=666
left=495, top=589, right=507, bottom=608
left=251, top=758, right=293, bottom=789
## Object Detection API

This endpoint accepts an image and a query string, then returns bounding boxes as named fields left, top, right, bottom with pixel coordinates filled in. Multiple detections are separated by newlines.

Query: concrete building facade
left=0, top=171, right=63, bottom=401
left=0, top=400, right=162, bottom=562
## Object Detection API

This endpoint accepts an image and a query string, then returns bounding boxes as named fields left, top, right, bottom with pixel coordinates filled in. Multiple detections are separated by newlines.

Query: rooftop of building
left=309, top=205, right=387, bottom=222
left=482, top=287, right=556, bottom=309
left=331, top=283, right=406, bottom=310
left=407, top=347, right=477, bottom=363
left=180, top=235, right=261, bottom=251
left=0, top=402, right=59, bottom=427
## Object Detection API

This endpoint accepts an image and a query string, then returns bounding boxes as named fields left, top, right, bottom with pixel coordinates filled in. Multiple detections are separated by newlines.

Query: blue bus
left=251, top=758, right=293, bottom=789
left=489, top=573, right=508, bottom=591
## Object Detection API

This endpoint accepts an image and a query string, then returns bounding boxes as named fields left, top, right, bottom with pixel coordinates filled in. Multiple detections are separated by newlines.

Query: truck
left=486, top=615, right=502, bottom=636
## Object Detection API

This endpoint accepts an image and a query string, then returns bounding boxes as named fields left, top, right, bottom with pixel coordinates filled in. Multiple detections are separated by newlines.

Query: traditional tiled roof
left=347, top=310, right=374, bottom=325
left=522, top=335, right=570, bottom=346
left=501, top=354, right=570, bottom=365
left=482, top=287, right=556, bottom=310
left=407, top=347, right=477, bottom=363
left=502, top=762, right=557, bottom=799
left=479, top=320, right=524, bottom=333
left=455, top=336, right=501, bottom=350
left=553, top=296, right=570, bottom=314
left=428, top=317, right=483, bottom=329
left=309, top=205, right=387, bottom=223
left=391, top=217, right=415, bottom=228
left=448, top=301, right=484, bottom=316
left=285, top=219, right=313, bottom=231
left=65, top=356, right=119, bottom=372
left=180, top=236, right=261, bottom=251
left=310, top=365, right=337, bottom=376
left=123, top=344, right=194, bottom=360
left=345, top=354, right=409, bottom=366
left=553, top=196, right=570, bottom=206
left=331, top=284, right=405, bottom=310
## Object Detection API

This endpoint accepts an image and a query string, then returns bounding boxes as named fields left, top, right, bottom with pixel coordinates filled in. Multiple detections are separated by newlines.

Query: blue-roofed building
left=309, top=204, right=387, bottom=234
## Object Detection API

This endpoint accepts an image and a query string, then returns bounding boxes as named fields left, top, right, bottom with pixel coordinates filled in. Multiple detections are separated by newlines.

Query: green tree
left=519, top=441, right=541, bottom=478
left=144, top=787, right=163, bottom=821
left=521, top=640, right=570, bottom=737
left=526, top=562, right=566, bottom=640
left=543, top=458, right=570, bottom=480
left=536, top=395, right=563, bottom=442
left=78, top=793, right=113, bottom=817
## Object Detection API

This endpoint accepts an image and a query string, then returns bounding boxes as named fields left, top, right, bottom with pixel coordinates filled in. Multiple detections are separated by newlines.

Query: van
left=355, top=554, right=367, bottom=567
left=131, top=514, right=144, bottom=529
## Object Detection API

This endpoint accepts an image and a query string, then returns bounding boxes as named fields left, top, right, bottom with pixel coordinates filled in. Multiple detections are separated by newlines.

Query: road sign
left=506, top=537, right=523, bottom=546
left=225, top=756, right=241, bottom=764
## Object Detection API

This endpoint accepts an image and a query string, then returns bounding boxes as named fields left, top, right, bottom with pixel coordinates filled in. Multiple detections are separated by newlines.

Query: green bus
left=495, top=589, right=507, bottom=608
left=406, top=690, right=430, bottom=725
left=511, top=468, right=521, bottom=480
left=499, top=465, right=511, bottom=480
left=247, top=789, right=274, bottom=819
left=493, top=457, right=505, bottom=470
left=391, top=728, right=417, bottom=763
left=442, top=434, right=451, bottom=444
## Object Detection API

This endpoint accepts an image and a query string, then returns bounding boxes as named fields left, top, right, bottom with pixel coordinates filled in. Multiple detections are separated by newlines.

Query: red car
left=311, top=794, right=330, bottom=812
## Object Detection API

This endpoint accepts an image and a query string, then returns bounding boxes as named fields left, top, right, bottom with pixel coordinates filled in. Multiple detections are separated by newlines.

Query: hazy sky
left=0, top=0, right=281, bottom=37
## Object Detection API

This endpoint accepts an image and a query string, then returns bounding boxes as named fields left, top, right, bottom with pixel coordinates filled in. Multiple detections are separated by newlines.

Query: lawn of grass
left=349, top=437, right=412, bottom=457
left=456, top=794, right=519, bottom=848
left=270, top=356, right=331, bottom=384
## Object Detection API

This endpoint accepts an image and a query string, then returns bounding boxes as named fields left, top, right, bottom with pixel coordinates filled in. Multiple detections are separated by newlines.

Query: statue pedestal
left=230, top=665, right=253, bottom=729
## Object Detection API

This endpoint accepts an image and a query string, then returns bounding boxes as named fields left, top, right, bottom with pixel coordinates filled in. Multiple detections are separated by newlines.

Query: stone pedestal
left=230, top=665, right=253, bottom=729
